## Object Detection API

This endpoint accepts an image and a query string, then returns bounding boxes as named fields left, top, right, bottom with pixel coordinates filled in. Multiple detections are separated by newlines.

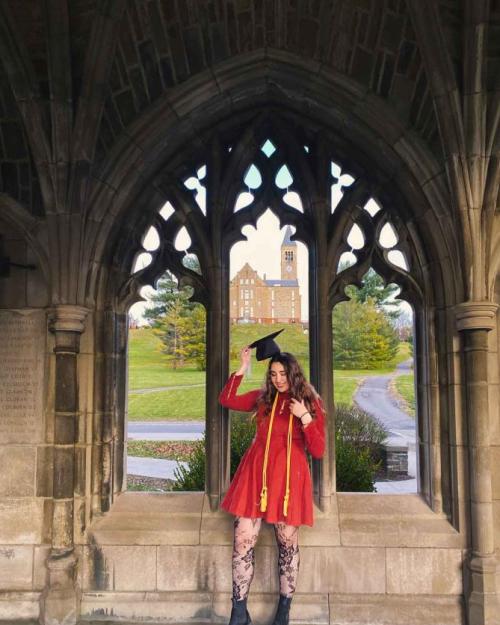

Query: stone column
left=205, top=264, right=230, bottom=511
left=455, top=301, right=500, bottom=625
left=309, top=258, right=334, bottom=511
left=41, top=305, right=88, bottom=625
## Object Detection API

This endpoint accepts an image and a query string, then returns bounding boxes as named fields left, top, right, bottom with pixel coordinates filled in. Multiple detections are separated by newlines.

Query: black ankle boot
left=272, top=594, right=292, bottom=625
left=228, top=597, right=252, bottom=625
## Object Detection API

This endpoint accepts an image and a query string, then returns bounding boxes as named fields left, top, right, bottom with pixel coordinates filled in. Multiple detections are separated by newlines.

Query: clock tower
left=281, top=225, right=297, bottom=281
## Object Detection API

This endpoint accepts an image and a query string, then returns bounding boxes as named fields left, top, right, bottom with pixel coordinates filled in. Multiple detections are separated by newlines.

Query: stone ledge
left=80, top=591, right=463, bottom=625
left=328, top=593, right=464, bottom=625
left=81, top=591, right=329, bottom=624
left=337, top=493, right=462, bottom=548
left=88, top=492, right=460, bottom=549
left=0, top=590, right=40, bottom=620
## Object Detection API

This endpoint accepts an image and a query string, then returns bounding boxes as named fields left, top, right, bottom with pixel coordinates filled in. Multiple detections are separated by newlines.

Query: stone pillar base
left=467, top=556, right=500, bottom=625
left=40, top=553, right=79, bottom=625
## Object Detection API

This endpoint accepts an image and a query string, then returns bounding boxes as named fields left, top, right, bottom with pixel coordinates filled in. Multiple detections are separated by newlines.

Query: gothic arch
left=82, top=94, right=466, bottom=524
left=83, top=52, right=462, bottom=310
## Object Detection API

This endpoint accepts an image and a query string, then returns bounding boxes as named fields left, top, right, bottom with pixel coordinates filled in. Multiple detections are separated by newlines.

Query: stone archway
left=74, top=94, right=468, bottom=622
left=86, top=68, right=461, bottom=505
left=0, top=2, right=499, bottom=622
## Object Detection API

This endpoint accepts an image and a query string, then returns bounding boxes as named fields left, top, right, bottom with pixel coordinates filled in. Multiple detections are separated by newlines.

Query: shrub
left=335, top=402, right=387, bottom=464
left=172, top=412, right=256, bottom=490
left=230, top=412, right=256, bottom=479
left=335, top=403, right=388, bottom=492
left=335, top=434, right=378, bottom=492
left=172, top=436, right=205, bottom=490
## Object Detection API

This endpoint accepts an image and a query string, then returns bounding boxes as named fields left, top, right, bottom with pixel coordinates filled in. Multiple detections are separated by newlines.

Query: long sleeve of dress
left=302, top=397, right=326, bottom=459
left=219, top=373, right=261, bottom=412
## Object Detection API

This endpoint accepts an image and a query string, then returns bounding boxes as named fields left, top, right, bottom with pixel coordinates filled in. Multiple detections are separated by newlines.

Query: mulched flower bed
left=127, top=475, right=176, bottom=491
left=127, top=440, right=199, bottom=462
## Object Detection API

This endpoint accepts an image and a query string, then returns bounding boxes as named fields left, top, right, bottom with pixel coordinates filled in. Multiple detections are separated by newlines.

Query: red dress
left=219, top=373, right=326, bottom=527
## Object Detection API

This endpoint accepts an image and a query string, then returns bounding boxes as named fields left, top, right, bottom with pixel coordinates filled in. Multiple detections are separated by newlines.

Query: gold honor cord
left=259, top=392, right=294, bottom=518
left=283, top=411, right=293, bottom=517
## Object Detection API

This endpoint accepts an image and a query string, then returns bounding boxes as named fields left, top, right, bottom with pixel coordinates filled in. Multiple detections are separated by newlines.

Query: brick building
left=230, top=226, right=301, bottom=323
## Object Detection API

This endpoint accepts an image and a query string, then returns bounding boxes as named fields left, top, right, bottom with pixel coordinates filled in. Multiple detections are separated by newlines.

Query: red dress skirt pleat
left=221, top=434, right=314, bottom=527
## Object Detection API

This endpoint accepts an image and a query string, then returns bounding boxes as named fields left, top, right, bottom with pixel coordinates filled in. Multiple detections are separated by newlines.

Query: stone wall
left=79, top=492, right=465, bottom=625
left=0, top=220, right=50, bottom=621
left=493, top=299, right=500, bottom=565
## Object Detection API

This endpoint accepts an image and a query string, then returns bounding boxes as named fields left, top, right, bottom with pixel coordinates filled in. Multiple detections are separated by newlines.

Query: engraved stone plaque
left=0, top=310, right=45, bottom=444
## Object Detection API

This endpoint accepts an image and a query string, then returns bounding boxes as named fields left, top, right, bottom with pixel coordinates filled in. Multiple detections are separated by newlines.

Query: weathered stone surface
left=337, top=493, right=462, bottom=548
left=0, top=310, right=45, bottom=445
left=90, top=491, right=205, bottom=545
left=157, top=545, right=216, bottom=592
left=94, top=545, right=157, bottom=591
left=0, top=591, right=40, bottom=620
left=35, top=445, right=53, bottom=498
left=80, top=590, right=213, bottom=621
left=33, top=545, right=49, bottom=591
left=493, top=449, right=500, bottom=500
left=156, top=544, right=277, bottom=594
left=386, top=548, right=463, bottom=595
left=0, top=446, right=36, bottom=497
left=299, top=547, right=386, bottom=594
left=0, top=546, right=33, bottom=589
left=0, top=498, right=44, bottom=544
left=328, top=593, right=464, bottom=625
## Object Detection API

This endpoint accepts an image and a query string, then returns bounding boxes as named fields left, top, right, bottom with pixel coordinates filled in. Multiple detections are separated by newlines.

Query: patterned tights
left=231, top=516, right=300, bottom=601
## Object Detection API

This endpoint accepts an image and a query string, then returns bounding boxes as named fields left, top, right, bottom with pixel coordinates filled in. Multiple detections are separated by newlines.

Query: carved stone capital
left=455, top=301, right=498, bottom=332
left=49, top=305, right=89, bottom=334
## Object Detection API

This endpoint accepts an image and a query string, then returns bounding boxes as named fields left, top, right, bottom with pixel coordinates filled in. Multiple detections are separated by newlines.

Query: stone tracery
left=116, top=116, right=441, bottom=520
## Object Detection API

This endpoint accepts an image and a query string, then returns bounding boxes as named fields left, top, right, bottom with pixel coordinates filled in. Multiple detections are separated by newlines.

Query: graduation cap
left=249, top=329, right=284, bottom=361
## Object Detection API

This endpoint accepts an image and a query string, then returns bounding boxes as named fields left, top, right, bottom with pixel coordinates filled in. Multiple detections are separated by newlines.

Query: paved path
left=354, top=359, right=415, bottom=444
left=128, top=420, right=205, bottom=441
left=127, top=456, right=187, bottom=479
left=375, top=477, right=417, bottom=493
left=354, top=359, right=417, bottom=492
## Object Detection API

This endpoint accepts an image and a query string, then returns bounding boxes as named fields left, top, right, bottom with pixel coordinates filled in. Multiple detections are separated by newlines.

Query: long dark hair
left=258, top=352, right=319, bottom=417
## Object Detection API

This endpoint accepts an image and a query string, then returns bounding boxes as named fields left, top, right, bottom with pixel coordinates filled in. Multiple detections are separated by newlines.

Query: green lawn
left=128, top=328, right=204, bottom=390
left=393, top=373, right=416, bottom=416
left=127, top=327, right=411, bottom=420
left=128, top=387, right=206, bottom=420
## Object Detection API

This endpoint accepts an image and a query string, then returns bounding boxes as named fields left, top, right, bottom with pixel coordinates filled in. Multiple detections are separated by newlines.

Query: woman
left=219, top=345, right=325, bottom=625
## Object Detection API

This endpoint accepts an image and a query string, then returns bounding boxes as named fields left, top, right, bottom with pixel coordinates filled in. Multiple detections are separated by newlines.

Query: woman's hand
left=236, top=346, right=251, bottom=376
left=290, top=398, right=313, bottom=427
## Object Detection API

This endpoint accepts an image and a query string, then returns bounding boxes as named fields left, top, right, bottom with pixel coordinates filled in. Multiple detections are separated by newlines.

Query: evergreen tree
left=156, top=298, right=189, bottom=369
left=332, top=300, right=366, bottom=368
left=333, top=298, right=399, bottom=369
left=345, top=268, right=401, bottom=319
left=143, top=271, right=193, bottom=323
left=177, top=304, right=207, bottom=370
left=144, top=267, right=206, bottom=370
